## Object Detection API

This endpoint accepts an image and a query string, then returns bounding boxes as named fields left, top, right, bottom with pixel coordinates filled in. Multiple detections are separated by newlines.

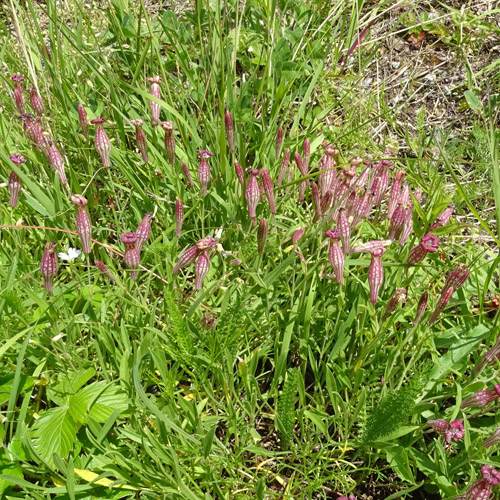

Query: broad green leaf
left=32, top=406, right=77, bottom=465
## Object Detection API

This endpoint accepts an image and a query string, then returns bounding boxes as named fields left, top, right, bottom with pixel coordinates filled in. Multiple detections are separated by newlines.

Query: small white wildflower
left=58, top=247, right=82, bottom=262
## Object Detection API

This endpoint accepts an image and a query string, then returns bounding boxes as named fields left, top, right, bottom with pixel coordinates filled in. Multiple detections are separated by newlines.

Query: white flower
left=58, top=247, right=82, bottom=262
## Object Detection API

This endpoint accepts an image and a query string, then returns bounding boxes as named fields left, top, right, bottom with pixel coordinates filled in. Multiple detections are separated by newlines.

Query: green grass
left=1, top=0, right=500, bottom=499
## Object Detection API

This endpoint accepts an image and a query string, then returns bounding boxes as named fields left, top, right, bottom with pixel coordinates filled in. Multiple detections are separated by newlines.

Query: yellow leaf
left=74, top=468, right=149, bottom=491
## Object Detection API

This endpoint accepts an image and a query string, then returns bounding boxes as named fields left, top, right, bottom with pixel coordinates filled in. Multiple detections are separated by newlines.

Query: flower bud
left=40, top=242, right=58, bottom=292
left=90, top=118, right=111, bottom=168
left=429, top=286, right=454, bottom=326
left=175, top=198, right=183, bottom=237
left=319, top=145, right=337, bottom=196
left=387, top=170, right=405, bottom=219
left=388, top=202, right=406, bottom=241
left=95, top=260, right=117, bottom=282
left=461, top=384, right=500, bottom=409
left=48, top=142, right=69, bottom=185
left=257, top=218, right=268, bottom=254
left=442, top=264, right=470, bottom=293
left=201, top=312, right=217, bottom=329
left=245, top=169, right=260, bottom=221
left=182, top=162, right=194, bottom=188
left=430, top=206, right=454, bottom=231
left=173, top=245, right=199, bottom=274
left=29, top=87, right=44, bottom=115
left=337, top=208, right=351, bottom=253
left=382, top=287, right=407, bottom=321
left=325, top=229, right=344, bottom=283
left=234, top=161, right=245, bottom=187
left=195, top=250, right=210, bottom=290
left=407, top=234, right=439, bottom=265
left=135, top=212, right=153, bottom=253
left=368, top=247, right=386, bottom=303
left=9, top=154, right=26, bottom=208
left=483, top=427, right=500, bottom=448
left=260, top=169, right=276, bottom=214
left=147, top=75, right=162, bottom=126
left=275, top=126, right=283, bottom=159
left=413, top=290, right=428, bottom=326
left=161, top=121, right=175, bottom=164
left=78, top=104, right=88, bottom=139
left=11, top=73, right=25, bottom=114
left=71, top=194, right=92, bottom=254
left=276, top=149, right=290, bottom=187
left=131, top=119, right=149, bottom=162
left=197, top=150, right=213, bottom=197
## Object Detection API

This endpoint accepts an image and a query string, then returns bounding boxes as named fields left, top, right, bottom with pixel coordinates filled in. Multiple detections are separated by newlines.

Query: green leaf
left=32, top=406, right=77, bottom=465
left=464, top=90, right=482, bottom=111
left=0, top=449, right=23, bottom=495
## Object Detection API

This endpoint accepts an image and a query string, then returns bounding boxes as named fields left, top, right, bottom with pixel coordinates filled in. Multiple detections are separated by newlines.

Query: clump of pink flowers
left=428, top=418, right=465, bottom=443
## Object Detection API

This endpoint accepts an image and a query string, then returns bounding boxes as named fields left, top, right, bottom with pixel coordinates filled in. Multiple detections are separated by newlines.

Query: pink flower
left=442, top=264, right=470, bottom=293
left=234, top=161, right=245, bottom=187
left=95, top=260, right=117, bottom=282
left=430, top=206, right=454, bottom=231
left=257, top=218, right=268, bottom=254
left=318, top=144, right=337, bottom=196
left=173, top=245, right=198, bottom=274
left=406, top=234, right=439, bottom=265
left=121, top=232, right=140, bottom=280
left=387, top=170, right=405, bottom=219
left=337, top=208, right=351, bottom=253
left=455, top=465, right=500, bottom=499
left=48, top=142, right=69, bottom=185
left=182, top=162, right=194, bottom=188
left=429, top=286, right=454, bottom=326
left=413, top=290, right=428, bottom=326
left=277, top=149, right=290, bottom=187
left=11, top=73, right=25, bottom=114
left=428, top=419, right=464, bottom=443
left=260, top=169, right=276, bottom=215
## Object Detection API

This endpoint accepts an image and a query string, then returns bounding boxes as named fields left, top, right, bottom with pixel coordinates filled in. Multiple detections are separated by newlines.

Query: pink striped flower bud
left=476, top=336, right=500, bottom=373
left=195, top=250, right=210, bottom=290
left=131, top=119, right=149, bottom=162
left=318, top=189, right=333, bottom=221
left=295, top=152, right=309, bottom=202
left=276, top=149, right=290, bottom=187
left=245, top=169, right=260, bottom=221
left=344, top=191, right=358, bottom=219
left=368, top=247, right=386, bottom=304
left=319, top=145, right=338, bottom=196
left=430, top=206, right=454, bottom=231
left=350, top=239, right=392, bottom=254
left=325, top=229, right=344, bottom=284
left=95, top=260, right=117, bottom=282
left=257, top=218, right=269, bottom=254
left=40, top=242, right=58, bottom=292
left=399, top=183, right=410, bottom=205
left=71, top=194, right=92, bottom=254
left=483, top=427, right=500, bottom=448
left=147, top=75, right=162, bottom=126
left=225, top=109, right=234, bottom=152
left=196, top=237, right=216, bottom=250
left=427, top=419, right=449, bottom=435
left=121, top=232, right=140, bottom=280
left=461, top=384, right=500, bottom=409
left=372, top=164, right=390, bottom=207
left=413, top=290, right=428, bottom=326
left=276, top=126, right=283, bottom=159
left=260, top=169, right=276, bottom=214
left=173, top=245, right=198, bottom=274
left=161, top=121, right=175, bottom=164
left=293, top=227, right=305, bottom=247
left=429, top=287, right=454, bottom=326
left=428, top=419, right=464, bottom=443
left=234, top=161, right=245, bottom=187
left=11, top=74, right=25, bottom=114
left=407, top=234, right=440, bottom=264
left=337, top=208, right=351, bottom=253
left=90, top=118, right=111, bottom=168
left=387, top=170, right=405, bottom=219
left=388, top=202, right=406, bottom=241
left=399, top=200, right=414, bottom=245
left=382, top=287, right=407, bottom=321
left=442, top=264, right=470, bottom=293
left=351, top=189, right=370, bottom=227
left=354, top=167, right=370, bottom=192
left=78, top=104, right=88, bottom=139
left=29, top=87, right=44, bottom=115
left=135, top=212, right=153, bottom=253
left=197, top=149, right=213, bottom=197
left=175, top=198, right=183, bottom=237
left=9, top=154, right=26, bottom=208
left=48, top=142, right=68, bottom=185
left=182, top=161, right=194, bottom=188
left=303, top=138, right=310, bottom=172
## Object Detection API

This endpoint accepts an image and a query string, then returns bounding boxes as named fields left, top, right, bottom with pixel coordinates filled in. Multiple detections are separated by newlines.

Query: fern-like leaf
left=276, top=369, right=298, bottom=450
